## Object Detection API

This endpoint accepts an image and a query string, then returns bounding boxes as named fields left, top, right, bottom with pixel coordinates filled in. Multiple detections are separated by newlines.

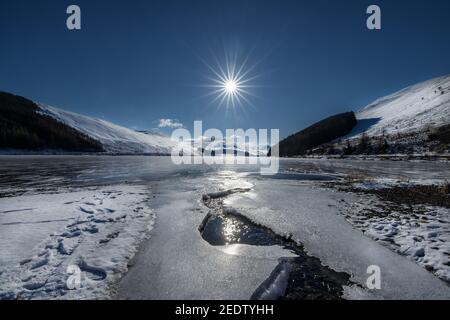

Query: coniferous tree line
left=275, top=112, right=357, bottom=157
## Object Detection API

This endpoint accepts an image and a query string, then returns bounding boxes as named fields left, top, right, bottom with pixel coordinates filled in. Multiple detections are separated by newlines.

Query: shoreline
left=323, top=177, right=450, bottom=283
left=0, top=184, right=156, bottom=300
left=286, top=154, right=450, bottom=162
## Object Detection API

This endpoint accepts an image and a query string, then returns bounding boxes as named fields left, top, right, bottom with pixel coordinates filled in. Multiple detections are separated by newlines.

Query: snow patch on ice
left=0, top=185, right=155, bottom=299
left=341, top=194, right=450, bottom=283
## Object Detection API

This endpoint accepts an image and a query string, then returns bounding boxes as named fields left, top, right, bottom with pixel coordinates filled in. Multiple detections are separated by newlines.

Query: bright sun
left=199, top=50, right=259, bottom=109
left=225, top=80, right=238, bottom=93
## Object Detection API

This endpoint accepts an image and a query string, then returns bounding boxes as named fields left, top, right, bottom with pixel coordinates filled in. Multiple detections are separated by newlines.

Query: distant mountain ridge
left=37, top=104, right=177, bottom=154
left=0, top=92, right=176, bottom=154
left=2, top=74, right=449, bottom=156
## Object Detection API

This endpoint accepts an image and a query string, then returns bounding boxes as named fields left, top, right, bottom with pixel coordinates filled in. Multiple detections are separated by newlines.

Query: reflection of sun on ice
left=223, top=216, right=239, bottom=244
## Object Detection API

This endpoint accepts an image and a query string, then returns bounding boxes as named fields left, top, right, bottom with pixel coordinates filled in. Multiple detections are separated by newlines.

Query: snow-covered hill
left=352, top=75, right=450, bottom=137
left=38, top=104, right=176, bottom=154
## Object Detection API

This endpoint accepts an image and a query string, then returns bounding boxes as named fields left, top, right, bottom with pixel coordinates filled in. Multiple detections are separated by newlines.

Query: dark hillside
left=275, top=112, right=357, bottom=157
left=0, top=92, right=103, bottom=152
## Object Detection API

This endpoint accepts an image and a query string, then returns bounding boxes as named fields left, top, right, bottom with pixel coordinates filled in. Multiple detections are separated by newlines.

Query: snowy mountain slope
left=352, top=75, right=450, bottom=137
left=38, top=104, right=176, bottom=154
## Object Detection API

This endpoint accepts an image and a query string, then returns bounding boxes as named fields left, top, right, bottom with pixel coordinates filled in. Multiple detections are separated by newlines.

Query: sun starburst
left=199, top=49, right=260, bottom=110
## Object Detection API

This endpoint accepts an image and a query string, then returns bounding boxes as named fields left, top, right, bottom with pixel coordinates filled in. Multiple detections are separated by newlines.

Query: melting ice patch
left=200, top=186, right=351, bottom=300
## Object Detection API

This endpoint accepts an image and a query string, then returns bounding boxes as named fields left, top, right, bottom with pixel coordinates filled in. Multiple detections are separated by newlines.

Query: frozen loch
left=0, top=156, right=449, bottom=300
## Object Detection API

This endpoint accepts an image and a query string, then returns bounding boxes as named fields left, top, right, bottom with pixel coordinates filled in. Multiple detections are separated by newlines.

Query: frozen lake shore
left=0, top=184, right=155, bottom=299
left=118, top=170, right=449, bottom=300
left=0, top=156, right=449, bottom=300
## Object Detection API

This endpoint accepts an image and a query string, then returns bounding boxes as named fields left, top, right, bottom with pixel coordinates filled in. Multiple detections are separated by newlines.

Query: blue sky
left=1, top=0, right=450, bottom=138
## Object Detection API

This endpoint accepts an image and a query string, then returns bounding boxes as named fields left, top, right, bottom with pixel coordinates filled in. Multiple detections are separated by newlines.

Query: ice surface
left=223, top=177, right=450, bottom=299
left=1, top=156, right=449, bottom=300
left=340, top=188, right=449, bottom=283
left=117, top=178, right=279, bottom=299
left=118, top=168, right=450, bottom=300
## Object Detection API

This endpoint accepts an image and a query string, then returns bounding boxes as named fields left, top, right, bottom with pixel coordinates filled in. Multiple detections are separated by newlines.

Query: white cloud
left=157, top=118, right=183, bottom=129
